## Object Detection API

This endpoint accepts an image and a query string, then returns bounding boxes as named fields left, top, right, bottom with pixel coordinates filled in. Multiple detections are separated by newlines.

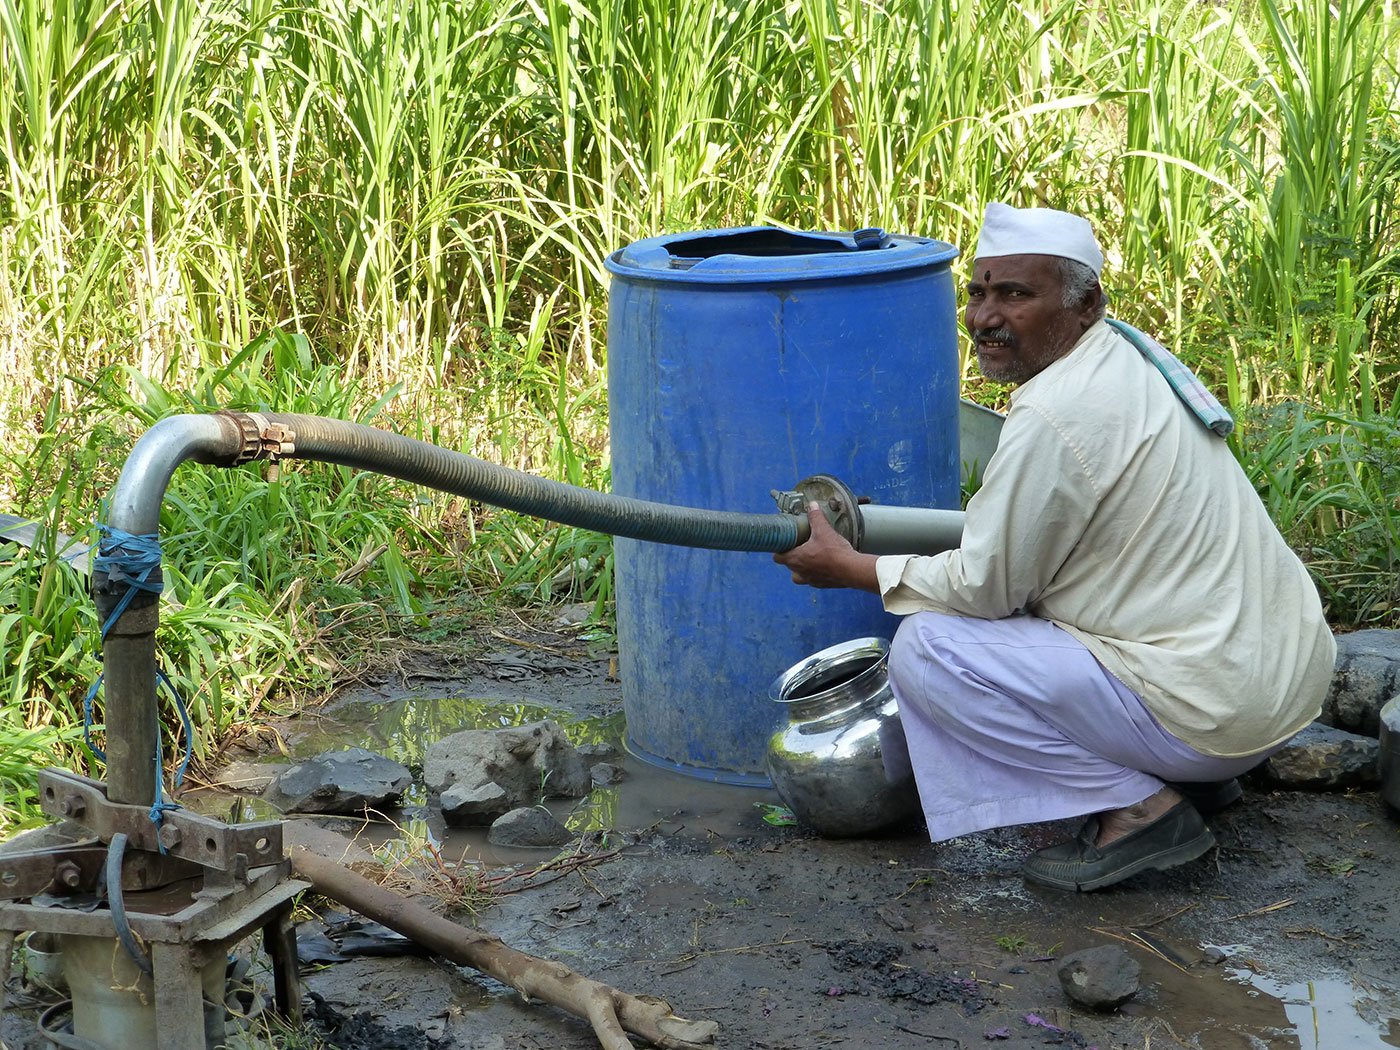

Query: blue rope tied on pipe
left=82, top=525, right=192, bottom=844
left=93, top=526, right=163, bottom=635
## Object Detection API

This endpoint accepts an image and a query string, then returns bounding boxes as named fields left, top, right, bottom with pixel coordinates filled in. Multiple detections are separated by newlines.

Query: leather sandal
left=1168, top=778, right=1242, bottom=815
left=1022, top=800, right=1216, bottom=892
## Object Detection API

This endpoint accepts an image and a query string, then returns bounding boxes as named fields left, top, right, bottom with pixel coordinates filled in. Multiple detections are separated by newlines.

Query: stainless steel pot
left=765, top=637, right=920, bottom=837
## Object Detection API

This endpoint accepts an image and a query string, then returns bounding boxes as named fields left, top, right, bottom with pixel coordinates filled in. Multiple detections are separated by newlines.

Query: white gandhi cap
left=974, top=202, right=1103, bottom=278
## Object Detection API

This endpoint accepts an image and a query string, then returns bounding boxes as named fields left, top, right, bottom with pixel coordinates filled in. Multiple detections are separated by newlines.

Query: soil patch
left=15, top=619, right=1395, bottom=1050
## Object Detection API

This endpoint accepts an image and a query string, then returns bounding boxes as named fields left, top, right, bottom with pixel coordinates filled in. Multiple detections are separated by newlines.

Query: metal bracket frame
left=38, top=770, right=283, bottom=880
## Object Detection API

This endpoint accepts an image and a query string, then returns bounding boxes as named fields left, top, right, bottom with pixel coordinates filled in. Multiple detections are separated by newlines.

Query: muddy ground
left=18, top=617, right=1400, bottom=1050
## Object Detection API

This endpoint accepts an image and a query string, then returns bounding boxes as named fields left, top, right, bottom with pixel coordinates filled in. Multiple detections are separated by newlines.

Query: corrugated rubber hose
left=263, top=413, right=803, bottom=552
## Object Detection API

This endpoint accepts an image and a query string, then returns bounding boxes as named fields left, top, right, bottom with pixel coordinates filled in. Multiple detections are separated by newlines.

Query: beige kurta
left=875, top=320, right=1336, bottom=757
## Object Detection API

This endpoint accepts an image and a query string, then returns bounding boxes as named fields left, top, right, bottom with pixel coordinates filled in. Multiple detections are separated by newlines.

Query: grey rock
left=590, top=761, right=626, bottom=786
left=424, top=720, right=592, bottom=809
left=552, top=602, right=592, bottom=626
left=488, top=806, right=575, bottom=848
left=214, top=758, right=286, bottom=796
left=441, top=781, right=512, bottom=827
left=1322, top=630, right=1400, bottom=736
left=1259, top=722, right=1380, bottom=790
left=577, top=741, right=623, bottom=763
left=263, top=748, right=412, bottom=815
left=1382, top=697, right=1400, bottom=812
left=1056, top=945, right=1140, bottom=1011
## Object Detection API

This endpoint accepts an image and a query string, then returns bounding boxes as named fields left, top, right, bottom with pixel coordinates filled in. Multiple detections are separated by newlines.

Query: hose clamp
left=212, top=411, right=297, bottom=472
left=246, top=412, right=296, bottom=462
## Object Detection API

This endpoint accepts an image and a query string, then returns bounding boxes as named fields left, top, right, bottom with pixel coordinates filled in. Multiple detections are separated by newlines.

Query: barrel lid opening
left=663, top=227, right=887, bottom=264
left=606, top=225, right=959, bottom=284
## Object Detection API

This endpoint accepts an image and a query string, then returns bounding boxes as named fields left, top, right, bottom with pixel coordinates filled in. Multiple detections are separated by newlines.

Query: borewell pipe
left=99, top=414, right=255, bottom=804
left=97, top=411, right=966, bottom=804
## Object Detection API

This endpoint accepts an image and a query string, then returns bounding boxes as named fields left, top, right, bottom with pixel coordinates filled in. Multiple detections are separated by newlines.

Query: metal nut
left=54, top=861, right=82, bottom=890
left=158, top=824, right=183, bottom=850
left=59, top=796, right=85, bottom=819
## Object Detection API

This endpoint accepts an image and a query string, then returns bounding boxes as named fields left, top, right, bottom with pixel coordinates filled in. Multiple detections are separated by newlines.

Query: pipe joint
left=207, top=411, right=296, bottom=468
left=771, top=474, right=866, bottom=549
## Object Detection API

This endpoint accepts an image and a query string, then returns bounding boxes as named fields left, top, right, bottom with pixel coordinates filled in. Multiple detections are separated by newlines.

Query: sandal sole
left=1023, top=827, right=1217, bottom=892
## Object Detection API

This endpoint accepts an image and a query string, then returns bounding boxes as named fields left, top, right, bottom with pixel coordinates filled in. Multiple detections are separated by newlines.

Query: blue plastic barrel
left=604, top=226, right=961, bottom=785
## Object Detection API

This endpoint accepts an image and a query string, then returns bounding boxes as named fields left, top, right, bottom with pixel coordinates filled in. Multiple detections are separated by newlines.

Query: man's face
left=964, top=254, right=1095, bottom=384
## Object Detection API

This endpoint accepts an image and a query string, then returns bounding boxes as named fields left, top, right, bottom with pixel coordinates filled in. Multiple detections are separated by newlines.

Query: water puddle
left=195, top=692, right=781, bottom=868
left=287, top=694, right=627, bottom=767
left=1102, top=936, right=1400, bottom=1049
left=1229, top=965, right=1400, bottom=1049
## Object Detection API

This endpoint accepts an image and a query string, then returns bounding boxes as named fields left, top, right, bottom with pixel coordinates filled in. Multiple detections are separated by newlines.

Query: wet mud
left=63, top=623, right=1400, bottom=1048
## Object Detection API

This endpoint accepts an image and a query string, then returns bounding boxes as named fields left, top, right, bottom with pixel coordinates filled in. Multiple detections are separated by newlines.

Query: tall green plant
left=1222, top=0, right=1400, bottom=414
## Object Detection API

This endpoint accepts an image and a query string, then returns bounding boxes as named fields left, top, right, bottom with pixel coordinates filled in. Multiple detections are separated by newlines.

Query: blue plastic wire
left=150, top=668, right=193, bottom=828
left=83, top=525, right=191, bottom=844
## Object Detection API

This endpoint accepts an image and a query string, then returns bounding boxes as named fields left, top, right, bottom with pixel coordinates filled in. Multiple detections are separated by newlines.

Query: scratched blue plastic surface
left=604, top=227, right=961, bottom=784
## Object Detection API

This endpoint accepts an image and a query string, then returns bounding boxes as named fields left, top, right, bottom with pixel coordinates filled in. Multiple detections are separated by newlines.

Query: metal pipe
left=106, top=415, right=247, bottom=535
left=97, top=415, right=247, bottom=804
left=856, top=505, right=964, bottom=555
left=97, top=411, right=968, bottom=805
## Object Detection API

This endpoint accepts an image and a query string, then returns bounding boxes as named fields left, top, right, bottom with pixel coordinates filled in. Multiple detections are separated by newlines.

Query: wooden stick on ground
left=288, top=845, right=718, bottom=1050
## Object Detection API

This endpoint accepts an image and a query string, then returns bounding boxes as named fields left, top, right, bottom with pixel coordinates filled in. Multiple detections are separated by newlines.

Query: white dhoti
left=887, top=611, right=1271, bottom=842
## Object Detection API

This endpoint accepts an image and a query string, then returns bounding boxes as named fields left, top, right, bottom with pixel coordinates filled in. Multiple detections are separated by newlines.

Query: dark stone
left=440, top=781, right=512, bottom=827
left=424, top=720, right=592, bottom=813
left=262, top=748, right=412, bottom=815
left=1322, top=630, right=1400, bottom=736
left=1259, top=722, right=1380, bottom=790
left=590, top=761, right=626, bottom=786
left=487, top=806, right=575, bottom=848
left=577, top=741, right=623, bottom=763
left=1056, top=945, right=1140, bottom=1010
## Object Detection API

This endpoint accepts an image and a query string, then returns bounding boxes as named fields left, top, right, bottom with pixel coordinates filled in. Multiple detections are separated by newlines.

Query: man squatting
left=775, top=203, right=1336, bottom=891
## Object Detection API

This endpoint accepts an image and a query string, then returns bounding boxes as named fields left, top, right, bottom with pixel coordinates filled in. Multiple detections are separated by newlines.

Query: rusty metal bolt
left=158, top=824, right=182, bottom=850
left=59, top=796, right=85, bottom=820
left=53, top=861, right=82, bottom=890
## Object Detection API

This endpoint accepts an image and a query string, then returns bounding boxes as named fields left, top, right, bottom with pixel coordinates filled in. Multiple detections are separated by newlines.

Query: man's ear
left=1079, top=282, right=1105, bottom=328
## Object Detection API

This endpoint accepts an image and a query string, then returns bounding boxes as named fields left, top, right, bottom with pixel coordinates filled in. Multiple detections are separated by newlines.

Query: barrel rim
left=605, top=226, right=960, bottom=284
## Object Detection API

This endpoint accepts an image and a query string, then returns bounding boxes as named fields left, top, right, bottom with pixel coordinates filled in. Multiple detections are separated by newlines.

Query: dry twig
left=1283, top=926, right=1362, bottom=943
left=1088, top=926, right=1194, bottom=975
left=1220, top=898, right=1296, bottom=922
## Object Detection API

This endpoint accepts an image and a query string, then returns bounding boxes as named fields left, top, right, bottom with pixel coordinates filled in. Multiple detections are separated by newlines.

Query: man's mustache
left=974, top=327, right=1016, bottom=344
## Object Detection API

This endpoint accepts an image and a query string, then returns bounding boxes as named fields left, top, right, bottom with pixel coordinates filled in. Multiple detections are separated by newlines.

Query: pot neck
left=777, top=655, right=889, bottom=722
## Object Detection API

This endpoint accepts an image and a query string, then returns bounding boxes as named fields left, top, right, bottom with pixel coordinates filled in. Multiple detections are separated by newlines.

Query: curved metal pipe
left=106, top=414, right=248, bottom=535
left=98, top=414, right=248, bottom=805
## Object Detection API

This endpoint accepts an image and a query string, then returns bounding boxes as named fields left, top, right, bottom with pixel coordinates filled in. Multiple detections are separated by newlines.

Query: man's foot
left=1093, top=785, right=1183, bottom=846
left=1022, top=796, right=1215, bottom=892
left=1168, top=778, right=1243, bottom=816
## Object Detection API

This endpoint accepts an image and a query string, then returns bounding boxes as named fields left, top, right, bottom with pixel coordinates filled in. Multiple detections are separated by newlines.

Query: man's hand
left=773, top=502, right=880, bottom=592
